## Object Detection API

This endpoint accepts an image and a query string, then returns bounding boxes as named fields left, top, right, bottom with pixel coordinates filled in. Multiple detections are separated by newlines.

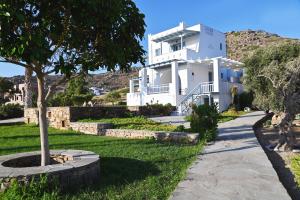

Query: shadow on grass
left=100, top=157, right=160, bottom=187
left=63, top=157, right=161, bottom=196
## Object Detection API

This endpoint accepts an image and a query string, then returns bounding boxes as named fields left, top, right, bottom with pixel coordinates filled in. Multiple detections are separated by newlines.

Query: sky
left=1, top=0, right=300, bottom=77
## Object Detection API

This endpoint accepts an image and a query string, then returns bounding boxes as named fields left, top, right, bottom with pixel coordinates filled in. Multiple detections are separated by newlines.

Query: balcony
left=152, top=48, right=198, bottom=64
left=147, top=84, right=170, bottom=94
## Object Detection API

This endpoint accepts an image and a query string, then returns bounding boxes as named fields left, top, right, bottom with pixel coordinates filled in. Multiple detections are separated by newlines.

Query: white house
left=127, top=22, right=244, bottom=115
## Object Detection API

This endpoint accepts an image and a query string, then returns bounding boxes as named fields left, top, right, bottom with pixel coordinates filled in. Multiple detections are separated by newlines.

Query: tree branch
left=0, top=58, right=34, bottom=70
left=45, top=76, right=68, bottom=101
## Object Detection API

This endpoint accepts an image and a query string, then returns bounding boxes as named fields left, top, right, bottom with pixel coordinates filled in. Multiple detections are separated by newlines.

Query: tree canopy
left=0, top=1, right=145, bottom=75
left=243, top=41, right=300, bottom=113
left=0, top=0, right=145, bottom=166
left=0, top=77, right=13, bottom=94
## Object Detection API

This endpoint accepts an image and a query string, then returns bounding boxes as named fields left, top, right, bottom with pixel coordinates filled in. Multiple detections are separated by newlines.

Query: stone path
left=0, top=117, right=23, bottom=124
left=170, top=111, right=291, bottom=200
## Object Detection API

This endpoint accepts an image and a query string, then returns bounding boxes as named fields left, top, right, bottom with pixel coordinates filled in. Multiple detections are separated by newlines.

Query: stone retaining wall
left=69, top=122, right=112, bottom=135
left=69, top=122, right=199, bottom=143
left=0, top=150, right=100, bottom=192
left=102, top=129, right=199, bottom=143
left=24, top=106, right=131, bottom=129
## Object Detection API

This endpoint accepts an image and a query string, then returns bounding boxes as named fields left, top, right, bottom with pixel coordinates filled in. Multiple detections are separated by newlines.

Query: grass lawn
left=218, top=110, right=248, bottom=123
left=0, top=124, right=203, bottom=200
left=80, top=116, right=182, bottom=132
left=291, top=156, right=300, bottom=187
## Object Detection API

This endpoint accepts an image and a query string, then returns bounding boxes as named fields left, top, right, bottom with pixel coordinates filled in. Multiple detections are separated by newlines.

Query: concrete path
left=170, top=111, right=291, bottom=200
left=0, top=117, right=24, bottom=124
left=150, top=116, right=190, bottom=128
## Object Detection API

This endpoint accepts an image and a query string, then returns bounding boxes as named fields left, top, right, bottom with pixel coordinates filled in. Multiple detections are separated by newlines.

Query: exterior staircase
left=176, top=82, right=214, bottom=115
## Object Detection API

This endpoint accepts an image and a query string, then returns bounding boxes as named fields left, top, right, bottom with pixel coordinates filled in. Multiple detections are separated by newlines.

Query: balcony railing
left=152, top=48, right=198, bottom=64
left=147, top=84, right=169, bottom=94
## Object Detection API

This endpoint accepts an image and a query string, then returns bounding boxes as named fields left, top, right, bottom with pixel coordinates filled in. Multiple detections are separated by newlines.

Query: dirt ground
left=256, top=123, right=300, bottom=200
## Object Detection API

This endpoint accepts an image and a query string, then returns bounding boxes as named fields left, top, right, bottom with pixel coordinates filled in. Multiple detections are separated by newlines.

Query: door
left=208, top=72, right=213, bottom=82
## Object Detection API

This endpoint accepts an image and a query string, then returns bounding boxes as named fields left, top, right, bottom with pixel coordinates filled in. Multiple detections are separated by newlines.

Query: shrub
left=139, top=103, right=175, bottom=116
left=238, top=91, right=254, bottom=110
left=187, top=104, right=219, bottom=142
left=0, top=104, right=23, bottom=120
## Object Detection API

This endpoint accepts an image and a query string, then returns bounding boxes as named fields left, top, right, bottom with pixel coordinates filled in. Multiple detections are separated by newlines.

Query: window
left=221, top=73, right=223, bottom=79
left=48, top=112, right=52, bottom=118
left=220, top=43, right=223, bottom=50
left=155, top=48, right=161, bottom=56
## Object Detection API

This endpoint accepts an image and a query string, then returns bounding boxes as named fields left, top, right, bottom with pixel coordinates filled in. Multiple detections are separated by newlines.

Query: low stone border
left=69, top=122, right=199, bottom=144
left=0, top=150, right=100, bottom=191
left=70, top=122, right=112, bottom=135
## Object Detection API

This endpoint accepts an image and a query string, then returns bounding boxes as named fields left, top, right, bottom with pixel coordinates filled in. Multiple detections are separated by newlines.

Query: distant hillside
left=5, top=69, right=139, bottom=92
left=4, top=30, right=299, bottom=91
left=226, top=30, right=299, bottom=61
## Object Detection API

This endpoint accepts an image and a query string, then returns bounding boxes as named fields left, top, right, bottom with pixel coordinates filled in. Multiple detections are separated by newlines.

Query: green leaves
left=0, top=0, right=145, bottom=74
left=243, top=41, right=300, bottom=112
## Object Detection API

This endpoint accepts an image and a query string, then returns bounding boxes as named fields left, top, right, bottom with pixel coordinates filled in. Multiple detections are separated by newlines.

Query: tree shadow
left=64, top=157, right=160, bottom=195
left=99, top=157, right=160, bottom=188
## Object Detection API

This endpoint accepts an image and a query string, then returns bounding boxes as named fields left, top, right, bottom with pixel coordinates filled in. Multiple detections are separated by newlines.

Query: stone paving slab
left=0, top=117, right=24, bottom=124
left=170, top=111, right=291, bottom=200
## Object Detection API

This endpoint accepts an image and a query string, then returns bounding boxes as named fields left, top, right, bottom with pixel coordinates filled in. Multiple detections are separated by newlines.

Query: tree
left=243, top=42, right=300, bottom=150
left=24, top=68, right=33, bottom=108
left=48, top=75, right=94, bottom=106
left=0, top=1, right=145, bottom=166
left=0, top=77, right=13, bottom=94
left=0, top=77, right=14, bottom=104
left=230, top=86, right=238, bottom=109
left=104, top=91, right=121, bottom=105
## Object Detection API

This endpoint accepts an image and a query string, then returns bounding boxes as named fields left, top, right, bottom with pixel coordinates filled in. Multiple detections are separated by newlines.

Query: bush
left=238, top=91, right=254, bottom=110
left=187, top=104, right=219, bottom=142
left=139, top=103, right=175, bottom=116
left=0, top=104, right=23, bottom=120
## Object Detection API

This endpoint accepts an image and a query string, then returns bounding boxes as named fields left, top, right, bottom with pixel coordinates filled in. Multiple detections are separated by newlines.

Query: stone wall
left=102, top=129, right=199, bottom=143
left=0, top=150, right=100, bottom=192
left=70, top=122, right=112, bottom=135
left=68, top=121, right=199, bottom=143
left=24, top=106, right=131, bottom=129
left=24, top=107, right=71, bottom=129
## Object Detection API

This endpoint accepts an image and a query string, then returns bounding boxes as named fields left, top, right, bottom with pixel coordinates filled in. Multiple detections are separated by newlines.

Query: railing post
left=213, top=58, right=221, bottom=93
left=171, top=61, right=179, bottom=106
left=129, top=80, right=134, bottom=93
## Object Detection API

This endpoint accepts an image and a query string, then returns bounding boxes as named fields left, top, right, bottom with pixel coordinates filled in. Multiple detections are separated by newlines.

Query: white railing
left=147, top=84, right=170, bottom=94
left=177, top=82, right=215, bottom=115
left=152, top=48, right=198, bottom=64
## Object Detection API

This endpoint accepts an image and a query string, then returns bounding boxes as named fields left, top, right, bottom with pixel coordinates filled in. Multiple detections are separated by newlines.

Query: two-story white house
left=127, top=22, right=243, bottom=115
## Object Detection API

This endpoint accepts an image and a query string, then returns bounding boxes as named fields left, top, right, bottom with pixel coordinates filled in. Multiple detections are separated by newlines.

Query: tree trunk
left=37, top=74, right=50, bottom=166
left=275, top=112, right=296, bottom=151
left=24, top=68, right=33, bottom=108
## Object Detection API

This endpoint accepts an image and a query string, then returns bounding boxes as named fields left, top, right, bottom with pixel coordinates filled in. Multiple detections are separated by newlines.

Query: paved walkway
left=0, top=117, right=24, bottom=124
left=170, top=111, right=291, bottom=200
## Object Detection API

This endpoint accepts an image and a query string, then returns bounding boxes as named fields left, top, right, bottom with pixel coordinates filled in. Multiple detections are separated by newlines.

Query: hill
left=226, top=30, right=299, bottom=61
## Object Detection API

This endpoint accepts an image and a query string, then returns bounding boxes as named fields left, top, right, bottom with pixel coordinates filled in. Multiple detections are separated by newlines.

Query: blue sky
left=1, top=0, right=300, bottom=77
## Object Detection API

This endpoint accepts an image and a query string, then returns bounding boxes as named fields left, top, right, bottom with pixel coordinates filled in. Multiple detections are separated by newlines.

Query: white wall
left=187, top=63, right=212, bottom=92
left=148, top=23, right=226, bottom=65
left=199, top=24, right=226, bottom=59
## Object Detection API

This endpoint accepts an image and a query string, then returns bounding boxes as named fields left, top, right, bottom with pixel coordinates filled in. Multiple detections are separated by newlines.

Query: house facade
left=127, top=22, right=243, bottom=115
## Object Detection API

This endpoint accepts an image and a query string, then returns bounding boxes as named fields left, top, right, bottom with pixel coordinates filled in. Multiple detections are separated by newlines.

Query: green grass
left=291, top=156, right=300, bottom=187
left=0, top=124, right=204, bottom=200
left=218, top=110, right=248, bottom=123
left=79, top=116, right=182, bottom=132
